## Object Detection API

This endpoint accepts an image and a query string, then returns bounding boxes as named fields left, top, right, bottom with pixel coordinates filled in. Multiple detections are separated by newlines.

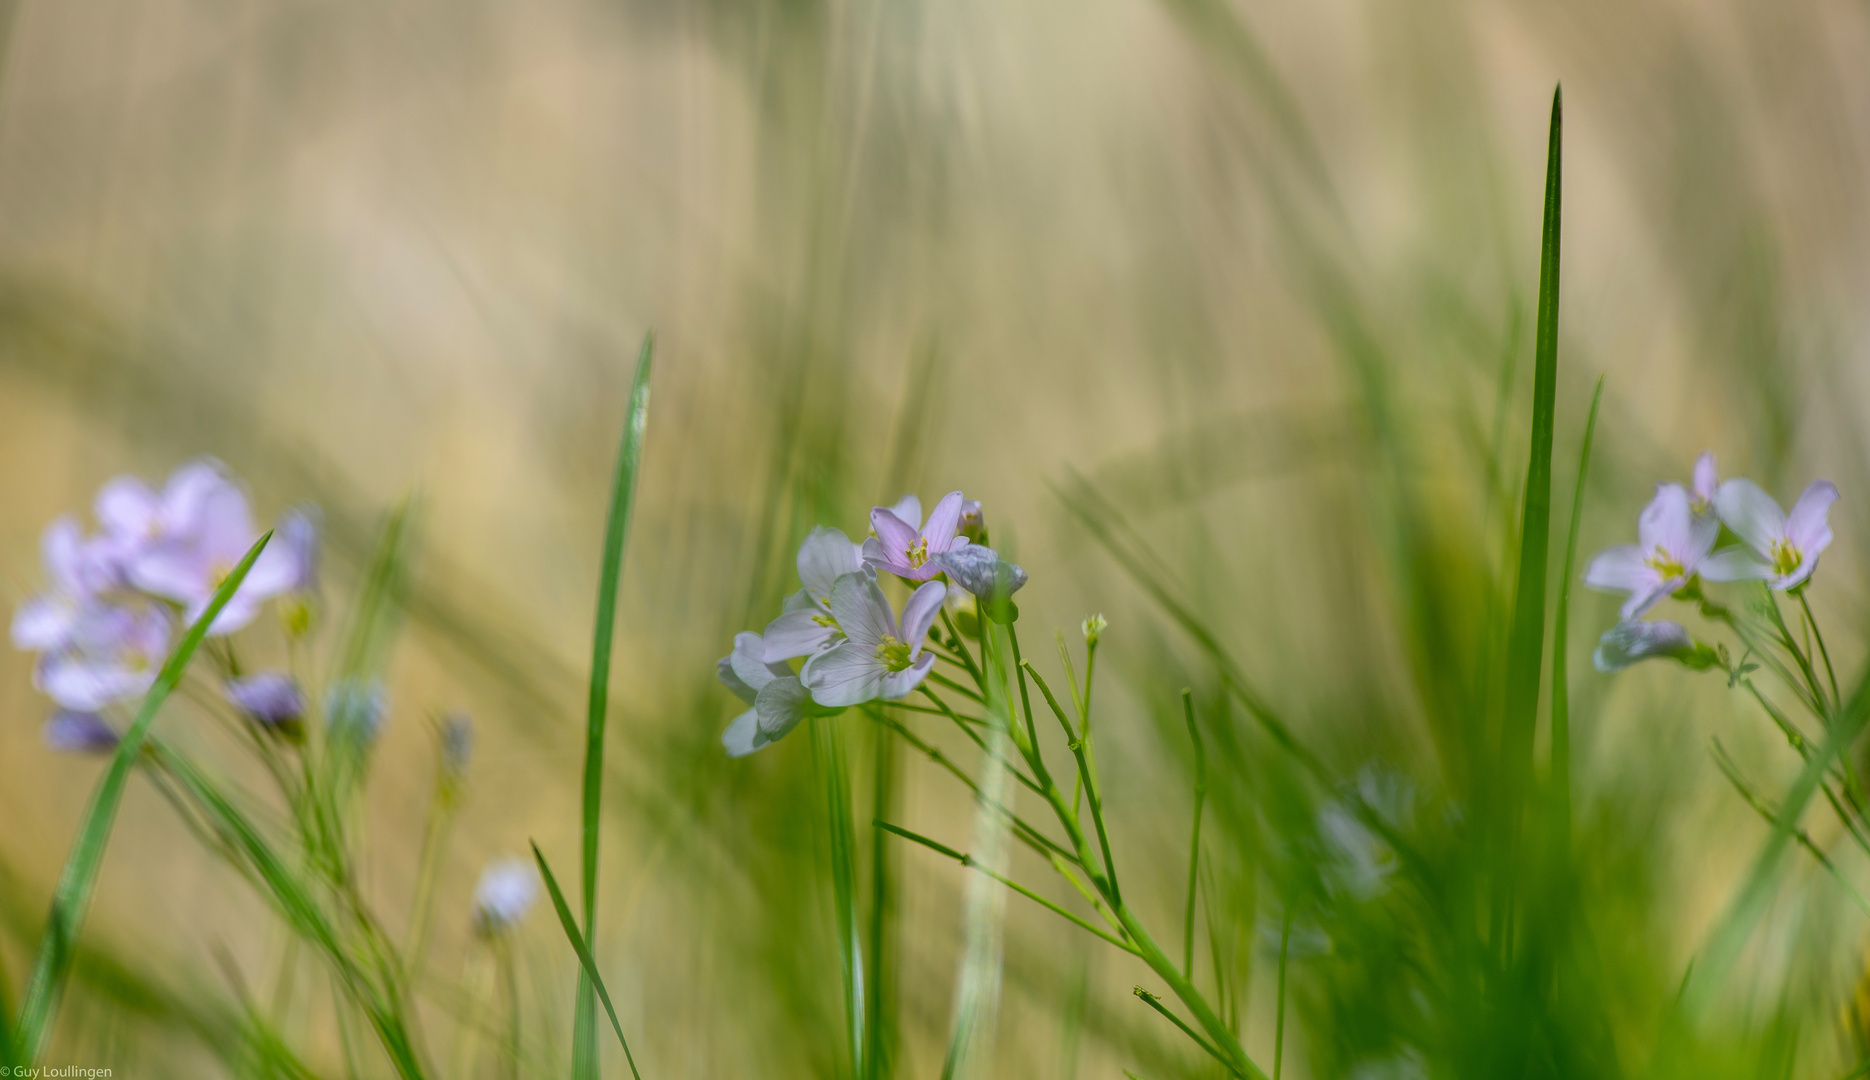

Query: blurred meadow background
left=3, top=0, right=1870, bottom=1077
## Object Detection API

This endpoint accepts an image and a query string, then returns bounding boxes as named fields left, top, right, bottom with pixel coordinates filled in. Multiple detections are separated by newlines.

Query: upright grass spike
left=532, top=844, right=644, bottom=1080
left=814, top=718, right=866, bottom=1078
left=1180, top=689, right=1207, bottom=981
left=574, top=332, right=653, bottom=1080
left=13, top=530, right=273, bottom=1068
left=1493, top=83, right=1564, bottom=957
left=1551, top=375, right=1604, bottom=850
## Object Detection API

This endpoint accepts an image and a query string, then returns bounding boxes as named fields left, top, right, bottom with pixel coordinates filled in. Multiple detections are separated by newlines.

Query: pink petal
left=195, top=482, right=258, bottom=564
left=159, top=461, right=228, bottom=535
left=797, top=527, right=861, bottom=605
left=234, top=542, right=300, bottom=600
left=1621, top=579, right=1679, bottom=620
left=880, top=653, right=936, bottom=700
left=1714, top=479, right=1787, bottom=556
left=41, top=517, right=88, bottom=597
left=920, top=491, right=966, bottom=551
left=1785, top=480, right=1839, bottom=558
left=1700, top=548, right=1771, bottom=583
left=870, top=508, right=921, bottom=563
left=762, top=609, right=837, bottom=662
left=801, top=641, right=886, bottom=707
left=1636, top=485, right=1695, bottom=562
left=1692, top=452, right=1718, bottom=506
left=36, top=652, right=153, bottom=711
left=886, top=494, right=922, bottom=531
left=827, top=572, right=895, bottom=649
left=899, top=581, right=946, bottom=651
left=1583, top=546, right=1657, bottom=595
left=95, top=477, right=158, bottom=540
left=131, top=540, right=210, bottom=604
left=722, top=709, right=762, bottom=756
left=12, top=595, right=77, bottom=650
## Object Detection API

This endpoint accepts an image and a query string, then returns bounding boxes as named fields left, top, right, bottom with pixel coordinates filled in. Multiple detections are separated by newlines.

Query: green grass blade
left=13, top=530, right=273, bottom=1066
left=1493, top=84, right=1563, bottom=945
left=532, top=844, right=644, bottom=1080
left=814, top=719, right=866, bottom=1078
left=576, top=332, right=654, bottom=1080
left=1550, top=374, right=1603, bottom=849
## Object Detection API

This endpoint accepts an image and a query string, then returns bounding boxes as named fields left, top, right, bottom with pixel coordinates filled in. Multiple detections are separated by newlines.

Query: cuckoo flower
left=933, top=544, right=1028, bottom=599
left=1702, top=478, right=1839, bottom=591
left=12, top=517, right=117, bottom=653
left=762, top=527, right=866, bottom=661
left=43, top=711, right=120, bottom=754
left=129, top=466, right=302, bottom=634
left=472, top=858, right=538, bottom=935
left=1584, top=484, right=1717, bottom=618
left=34, top=605, right=172, bottom=711
left=801, top=573, right=945, bottom=706
left=1592, top=619, right=1715, bottom=673
left=864, top=491, right=970, bottom=582
left=225, top=672, right=305, bottom=729
left=719, top=630, right=809, bottom=757
left=1691, top=452, right=1719, bottom=517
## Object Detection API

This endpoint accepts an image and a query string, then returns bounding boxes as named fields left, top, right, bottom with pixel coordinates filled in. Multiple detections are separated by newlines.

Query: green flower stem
left=1799, top=592, right=1842, bottom=707
left=1762, top=589, right=1829, bottom=716
left=937, top=609, right=986, bottom=691
left=879, top=699, right=989, bottom=727
left=1004, top=624, right=1046, bottom=767
left=1710, top=741, right=1870, bottom=915
left=927, top=670, right=987, bottom=706
left=1131, top=987, right=1243, bottom=1079
left=916, top=686, right=1043, bottom=797
left=1021, top=661, right=1120, bottom=905
left=867, top=710, right=1074, bottom=863
left=874, top=822, right=1138, bottom=956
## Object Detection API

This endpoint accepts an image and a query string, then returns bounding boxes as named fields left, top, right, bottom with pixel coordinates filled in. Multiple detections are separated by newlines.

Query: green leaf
left=575, top=332, right=654, bottom=1080
left=532, top=843, right=644, bottom=1080
left=13, top=530, right=274, bottom=1067
left=1550, top=373, right=1603, bottom=848
left=1493, top=84, right=1563, bottom=935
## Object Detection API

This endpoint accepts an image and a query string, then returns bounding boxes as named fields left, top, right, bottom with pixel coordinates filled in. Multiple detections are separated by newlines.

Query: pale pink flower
left=761, top=527, right=865, bottom=661
left=800, top=573, right=944, bottom=706
left=1702, top=478, right=1839, bottom=591
left=718, top=630, right=808, bottom=757
left=863, top=491, right=970, bottom=582
left=34, top=605, right=171, bottom=711
left=128, top=464, right=301, bottom=634
left=1584, top=484, right=1717, bottom=618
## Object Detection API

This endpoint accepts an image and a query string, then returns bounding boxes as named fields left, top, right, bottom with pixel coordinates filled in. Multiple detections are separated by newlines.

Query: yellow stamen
left=1769, top=538, right=1802, bottom=577
left=875, top=635, right=913, bottom=672
left=904, top=537, right=929, bottom=569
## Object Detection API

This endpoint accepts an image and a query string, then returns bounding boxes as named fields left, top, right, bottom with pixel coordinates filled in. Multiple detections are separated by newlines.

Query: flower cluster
left=10, top=459, right=317, bottom=743
left=717, top=490, right=1025, bottom=756
left=1586, top=451, right=1837, bottom=672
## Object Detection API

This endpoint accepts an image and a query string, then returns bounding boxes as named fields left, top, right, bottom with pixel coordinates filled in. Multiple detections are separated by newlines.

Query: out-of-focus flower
left=277, top=508, right=320, bottom=593
left=1691, top=452, right=1719, bottom=516
left=93, top=461, right=226, bottom=571
left=933, top=544, right=1027, bottom=599
left=127, top=463, right=302, bottom=635
left=719, top=631, right=808, bottom=757
left=11, top=518, right=116, bottom=652
left=441, top=713, right=474, bottom=779
left=326, top=679, right=387, bottom=746
left=1703, top=478, right=1839, bottom=591
left=1592, top=619, right=1716, bottom=673
left=958, top=499, right=986, bottom=544
left=863, top=491, right=971, bottom=582
left=761, top=527, right=865, bottom=661
left=472, top=858, right=537, bottom=935
left=43, top=711, right=119, bottom=754
left=34, top=606, right=172, bottom=711
left=1584, top=484, right=1717, bottom=618
left=1082, top=613, right=1107, bottom=646
left=225, top=672, right=304, bottom=729
left=801, top=573, right=945, bottom=706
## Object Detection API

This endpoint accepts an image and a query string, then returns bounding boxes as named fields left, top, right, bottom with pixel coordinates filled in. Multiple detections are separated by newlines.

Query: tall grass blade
left=814, top=718, right=865, bottom=1078
left=575, top=332, right=654, bottom=1080
left=1551, top=374, right=1603, bottom=849
left=1493, top=84, right=1563, bottom=949
left=13, top=530, right=273, bottom=1066
left=532, top=843, right=644, bottom=1080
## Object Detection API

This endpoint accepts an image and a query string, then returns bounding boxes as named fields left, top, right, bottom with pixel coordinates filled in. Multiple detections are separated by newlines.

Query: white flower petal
left=1700, top=547, right=1771, bottom=583
left=797, top=526, right=862, bottom=606
left=801, top=641, right=886, bottom=707
left=1693, top=452, right=1718, bottom=506
left=827, top=571, right=894, bottom=649
left=880, top=653, right=936, bottom=700
left=1785, top=480, right=1839, bottom=559
left=1583, top=545, right=1656, bottom=595
left=762, top=609, right=837, bottom=662
left=722, top=708, right=762, bottom=757
left=1637, top=485, right=1696, bottom=562
left=899, top=581, right=946, bottom=652
left=886, top=494, right=922, bottom=532
left=1715, top=478, right=1787, bottom=555
left=729, top=631, right=781, bottom=693
left=12, top=596, right=77, bottom=651
left=754, top=677, right=809, bottom=744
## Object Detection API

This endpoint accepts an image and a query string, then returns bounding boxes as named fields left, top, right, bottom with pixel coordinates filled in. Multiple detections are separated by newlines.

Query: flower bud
left=226, top=672, right=305, bottom=737
left=1082, top=613, right=1108, bottom=646
left=472, top=858, right=538, bottom=936
left=44, top=711, right=119, bottom=754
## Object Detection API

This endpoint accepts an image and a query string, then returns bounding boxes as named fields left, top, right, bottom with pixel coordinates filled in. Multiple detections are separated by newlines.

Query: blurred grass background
left=2, top=0, right=1870, bottom=1076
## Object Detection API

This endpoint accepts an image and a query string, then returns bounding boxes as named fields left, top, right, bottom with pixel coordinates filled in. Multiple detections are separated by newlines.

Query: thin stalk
left=1131, top=988, right=1243, bottom=1079
left=1710, top=742, right=1870, bottom=915
left=496, top=937, right=521, bottom=1080
left=928, top=670, right=987, bottom=705
left=1022, top=662, right=1120, bottom=903
left=938, top=610, right=986, bottom=691
left=879, top=700, right=989, bottom=726
left=1005, top=624, right=1045, bottom=765
left=1802, top=592, right=1842, bottom=708
left=867, top=711, right=1074, bottom=863
left=1181, top=690, right=1207, bottom=981
left=917, top=687, right=1043, bottom=797
left=1274, top=909, right=1292, bottom=1080
left=876, top=822, right=1138, bottom=956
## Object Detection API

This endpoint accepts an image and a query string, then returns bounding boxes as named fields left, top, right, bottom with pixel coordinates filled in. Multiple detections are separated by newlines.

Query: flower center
left=904, top=537, right=929, bottom=569
left=875, top=634, right=914, bottom=672
left=1769, top=538, right=1803, bottom=577
left=812, top=613, right=840, bottom=630
left=1644, top=547, right=1685, bottom=580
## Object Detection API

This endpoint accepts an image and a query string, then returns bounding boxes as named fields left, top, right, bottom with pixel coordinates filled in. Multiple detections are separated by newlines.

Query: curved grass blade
left=1550, top=374, right=1603, bottom=848
left=575, top=331, right=654, bottom=1080
left=1493, top=84, right=1563, bottom=949
left=531, top=843, right=644, bottom=1080
left=13, top=529, right=273, bottom=1066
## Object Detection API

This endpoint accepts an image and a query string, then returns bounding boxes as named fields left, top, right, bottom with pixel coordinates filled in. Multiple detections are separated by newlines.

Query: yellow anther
left=904, top=537, right=929, bottom=569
